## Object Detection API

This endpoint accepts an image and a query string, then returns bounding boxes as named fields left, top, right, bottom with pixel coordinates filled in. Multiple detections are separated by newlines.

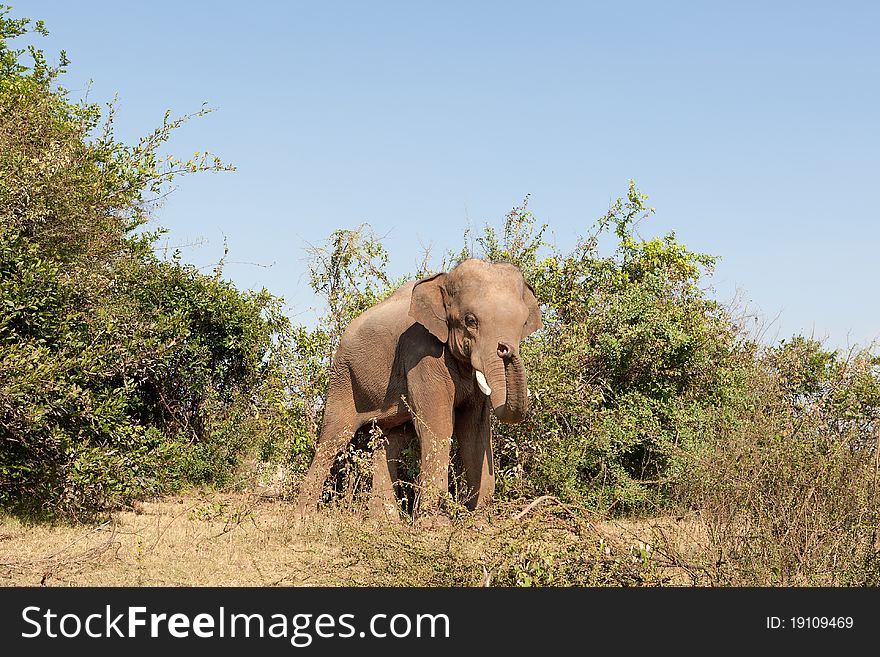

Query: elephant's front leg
left=456, top=396, right=494, bottom=510
left=406, top=373, right=455, bottom=518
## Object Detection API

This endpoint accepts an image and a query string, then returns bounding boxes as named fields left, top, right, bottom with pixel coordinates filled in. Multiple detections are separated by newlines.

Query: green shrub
left=0, top=8, right=287, bottom=518
left=449, top=186, right=750, bottom=513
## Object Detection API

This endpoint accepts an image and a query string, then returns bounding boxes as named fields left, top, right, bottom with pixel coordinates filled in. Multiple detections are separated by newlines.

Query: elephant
left=296, top=258, right=542, bottom=518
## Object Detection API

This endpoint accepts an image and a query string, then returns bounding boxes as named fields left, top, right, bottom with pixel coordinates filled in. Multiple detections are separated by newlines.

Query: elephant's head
left=409, top=259, right=542, bottom=423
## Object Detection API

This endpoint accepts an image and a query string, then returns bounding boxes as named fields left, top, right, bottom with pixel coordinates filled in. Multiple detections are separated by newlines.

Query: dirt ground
left=0, top=491, right=709, bottom=587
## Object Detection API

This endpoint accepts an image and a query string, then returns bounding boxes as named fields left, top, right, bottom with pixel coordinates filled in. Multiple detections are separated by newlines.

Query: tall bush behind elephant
left=469, top=186, right=751, bottom=513
left=281, top=183, right=751, bottom=515
left=255, top=226, right=407, bottom=485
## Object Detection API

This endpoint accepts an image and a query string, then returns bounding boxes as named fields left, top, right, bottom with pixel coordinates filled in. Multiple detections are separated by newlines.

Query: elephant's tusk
left=475, top=370, right=492, bottom=396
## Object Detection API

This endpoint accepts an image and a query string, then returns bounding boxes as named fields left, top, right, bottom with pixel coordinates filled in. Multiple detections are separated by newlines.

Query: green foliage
left=0, top=8, right=283, bottom=518
left=307, top=225, right=392, bottom=343
left=491, top=531, right=663, bottom=587
left=449, top=183, right=745, bottom=513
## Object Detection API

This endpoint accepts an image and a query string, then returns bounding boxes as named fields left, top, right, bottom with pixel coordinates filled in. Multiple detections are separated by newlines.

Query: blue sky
left=19, top=1, right=880, bottom=347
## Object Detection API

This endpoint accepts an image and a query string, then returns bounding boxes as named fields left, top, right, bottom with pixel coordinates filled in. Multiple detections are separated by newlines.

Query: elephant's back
left=331, top=281, right=417, bottom=411
left=344, top=281, right=417, bottom=338
left=334, top=281, right=417, bottom=363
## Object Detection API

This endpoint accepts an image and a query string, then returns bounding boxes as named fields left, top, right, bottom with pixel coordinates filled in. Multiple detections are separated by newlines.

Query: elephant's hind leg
left=296, top=379, right=359, bottom=515
left=296, top=420, right=356, bottom=515
left=368, top=424, right=411, bottom=521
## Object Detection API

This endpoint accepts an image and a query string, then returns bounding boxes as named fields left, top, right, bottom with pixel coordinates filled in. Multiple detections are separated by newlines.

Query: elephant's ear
left=409, top=272, right=449, bottom=343
left=522, top=282, right=542, bottom=338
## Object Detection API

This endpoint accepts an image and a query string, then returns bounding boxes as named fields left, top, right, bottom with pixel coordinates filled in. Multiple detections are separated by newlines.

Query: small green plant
left=188, top=500, right=228, bottom=522
left=511, top=548, right=557, bottom=587
left=487, top=509, right=666, bottom=587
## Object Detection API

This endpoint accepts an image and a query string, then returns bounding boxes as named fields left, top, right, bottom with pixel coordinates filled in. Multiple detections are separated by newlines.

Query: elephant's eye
left=464, top=314, right=477, bottom=329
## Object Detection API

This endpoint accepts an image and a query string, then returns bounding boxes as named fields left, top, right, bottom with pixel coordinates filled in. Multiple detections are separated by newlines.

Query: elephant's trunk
left=480, top=350, right=529, bottom=424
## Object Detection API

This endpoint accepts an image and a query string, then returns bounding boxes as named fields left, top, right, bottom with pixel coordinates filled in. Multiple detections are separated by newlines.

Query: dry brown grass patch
left=0, top=491, right=704, bottom=587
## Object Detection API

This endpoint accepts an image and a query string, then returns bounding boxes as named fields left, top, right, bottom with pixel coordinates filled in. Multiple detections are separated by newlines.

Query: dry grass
left=0, top=491, right=706, bottom=587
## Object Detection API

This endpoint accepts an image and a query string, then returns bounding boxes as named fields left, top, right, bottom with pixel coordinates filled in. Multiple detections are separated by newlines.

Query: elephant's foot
left=413, top=512, right=452, bottom=531
left=411, top=490, right=455, bottom=530
left=295, top=502, right=318, bottom=520
left=295, top=486, right=322, bottom=518
left=467, top=506, right=493, bottom=532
